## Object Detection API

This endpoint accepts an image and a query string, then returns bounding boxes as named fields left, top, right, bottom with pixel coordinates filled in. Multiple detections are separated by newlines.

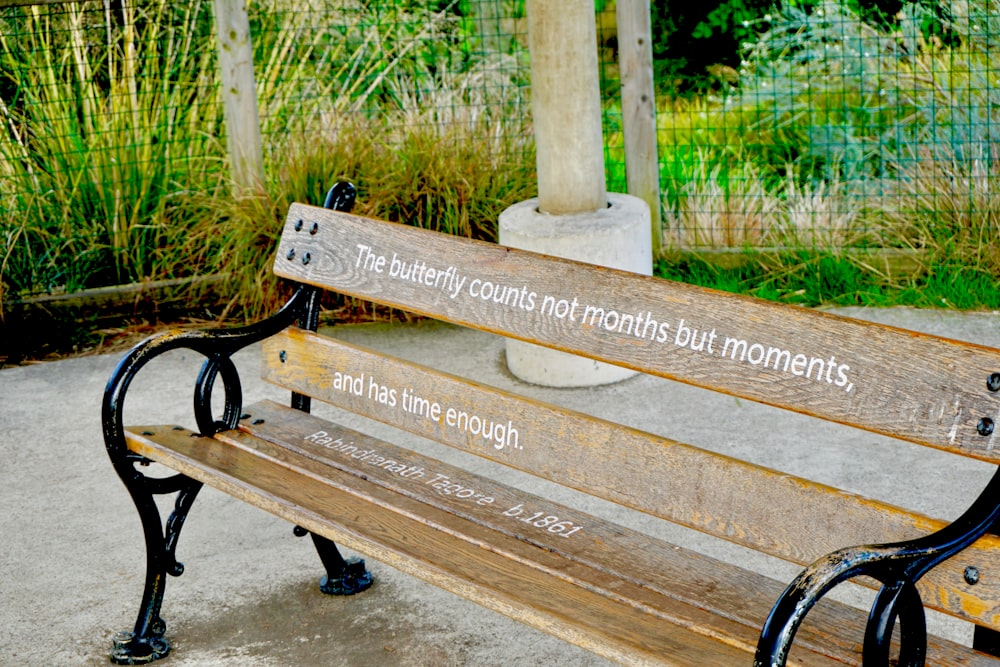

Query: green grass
left=657, top=254, right=1000, bottom=310
left=0, top=0, right=224, bottom=304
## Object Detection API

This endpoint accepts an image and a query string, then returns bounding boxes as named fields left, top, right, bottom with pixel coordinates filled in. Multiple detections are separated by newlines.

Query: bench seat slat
left=123, top=423, right=768, bottom=666
left=124, top=415, right=999, bottom=666
left=274, top=205, right=1000, bottom=462
left=262, top=329, right=1000, bottom=631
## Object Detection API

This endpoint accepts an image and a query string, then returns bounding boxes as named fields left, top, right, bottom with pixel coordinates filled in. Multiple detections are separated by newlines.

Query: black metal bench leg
left=294, top=526, right=373, bottom=595
left=975, top=625, right=1000, bottom=656
left=111, top=473, right=203, bottom=665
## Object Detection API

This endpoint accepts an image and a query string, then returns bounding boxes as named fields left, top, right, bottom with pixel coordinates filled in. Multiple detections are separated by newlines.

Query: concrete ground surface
left=4, top=306, right=1000, bottom=666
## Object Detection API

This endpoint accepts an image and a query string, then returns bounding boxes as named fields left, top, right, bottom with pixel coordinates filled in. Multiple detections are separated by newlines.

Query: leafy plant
left=640, top=0, right=1000, bottom=273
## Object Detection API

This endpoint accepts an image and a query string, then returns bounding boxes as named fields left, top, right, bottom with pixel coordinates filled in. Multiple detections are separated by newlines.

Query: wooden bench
left=103, top=182, right=1000, bottom=666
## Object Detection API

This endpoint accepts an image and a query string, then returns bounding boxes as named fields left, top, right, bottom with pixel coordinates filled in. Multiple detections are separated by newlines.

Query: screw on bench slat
left=978, top=417, right=995, bottom=437
left=286, top=248, right=295, bottom=261
left=965, top=566, right=980, bottom=585
left=989, top=373, right=1000, bottom=392
left=294, top=219, right=303, bottom=231
left=279, top=350, right=287, bottom=363
left=310, top=222, right=319, bottom=235
left=302, top=252, right=311, bottom=266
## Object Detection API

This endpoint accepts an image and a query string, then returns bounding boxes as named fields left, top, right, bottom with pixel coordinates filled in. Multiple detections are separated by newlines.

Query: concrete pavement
left=3, top=307, right=1000, bottom=666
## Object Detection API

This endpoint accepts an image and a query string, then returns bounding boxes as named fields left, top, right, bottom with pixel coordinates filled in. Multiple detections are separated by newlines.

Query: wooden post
left=213, top=0, right=264, bottom=195
left=526, top=0, right=606, bottom=215
left=616, top=0, right=662, bottom=254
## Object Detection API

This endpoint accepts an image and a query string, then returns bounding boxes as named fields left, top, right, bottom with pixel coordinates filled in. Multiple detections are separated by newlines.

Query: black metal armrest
left=757, top=466, right=1000, bottom=667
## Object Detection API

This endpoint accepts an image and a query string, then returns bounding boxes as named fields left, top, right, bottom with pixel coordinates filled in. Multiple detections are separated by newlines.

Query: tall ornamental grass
left=0, top=0, right=224, bottom=307
left=196, top=0, right=535, bottom=318
left=1, top=0, right=533, bottom=322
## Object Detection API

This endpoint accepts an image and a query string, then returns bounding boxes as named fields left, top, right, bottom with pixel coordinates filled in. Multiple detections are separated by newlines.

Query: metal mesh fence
left=252, top=0, right=531, bottom=152
left=636, top=0, right=1000, bottom=250
left=4, top=0, right=1000, bottom=300
left=0, top=0, right=224, bottom=294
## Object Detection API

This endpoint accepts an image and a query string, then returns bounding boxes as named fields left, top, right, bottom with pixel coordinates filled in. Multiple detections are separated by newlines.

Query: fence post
left=616, top=0, right=661, bottom=254
left=213, top=0, right=264, bottom=195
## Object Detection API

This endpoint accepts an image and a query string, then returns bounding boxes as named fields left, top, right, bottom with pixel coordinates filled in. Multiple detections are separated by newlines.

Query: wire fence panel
left=0, top=0, right=224, bottom=296
left=252, top=0, right=531, bottom=151
left=639, top=0, right=1000, bottom=251
left=4, top=0, right=1000, bottom=303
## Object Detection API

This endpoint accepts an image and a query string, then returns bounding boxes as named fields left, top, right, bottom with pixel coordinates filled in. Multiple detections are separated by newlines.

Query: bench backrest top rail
left=274, top=203, right=1000, bottom=463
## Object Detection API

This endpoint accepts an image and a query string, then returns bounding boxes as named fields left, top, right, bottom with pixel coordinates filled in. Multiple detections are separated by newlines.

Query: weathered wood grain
left=124, top=422, right=999, bottom=665
left=273, top=204, right=1000, bottom=461
left=122, top=425, right=768, bottom=666
left=233, top=401, right=1000, bottom=661
left=213, top=0, right=263, bottom=194
left=261, top=330, right=1000, bottom=630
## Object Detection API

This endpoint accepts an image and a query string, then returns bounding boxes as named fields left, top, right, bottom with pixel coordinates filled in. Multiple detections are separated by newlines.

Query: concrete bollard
left=500, top=194, right=652, bottom=386
left=504, top=0, right=653, bottom=387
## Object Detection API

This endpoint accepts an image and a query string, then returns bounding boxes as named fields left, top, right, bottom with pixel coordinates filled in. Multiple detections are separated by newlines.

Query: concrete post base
left=498, top=193, right=652, bottom=387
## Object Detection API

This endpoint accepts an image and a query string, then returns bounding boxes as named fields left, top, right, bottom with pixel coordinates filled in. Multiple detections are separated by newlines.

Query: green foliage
left=650, top=0, right=959, bottom=94
left=249, top=0, right=478, bottom=118
left=691, top=0, right=764, bottom=43
left=656, top=254, right=1000, bottom=310
left=640, top=0, right=1000, bottom=286
left=650, top=0, right=774, bottom=93
left=1, top=0, right=531, bottom=320
left=0, top=0, right=223, bottom=305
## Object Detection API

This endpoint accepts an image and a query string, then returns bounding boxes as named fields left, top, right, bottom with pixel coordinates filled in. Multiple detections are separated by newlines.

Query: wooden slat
left=234, top=402, right=1000, bottom=663
left=273, top=204, right=1000, bottom=462
left=262, top=329, right=1000, bottom=630
left=122, top=425, right=769, bottom=666
left=124, top=420, right=999, bottom=666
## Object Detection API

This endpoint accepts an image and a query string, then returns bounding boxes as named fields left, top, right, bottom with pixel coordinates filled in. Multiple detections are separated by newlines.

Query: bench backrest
left=266, top=203, right=1000, bottom=631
